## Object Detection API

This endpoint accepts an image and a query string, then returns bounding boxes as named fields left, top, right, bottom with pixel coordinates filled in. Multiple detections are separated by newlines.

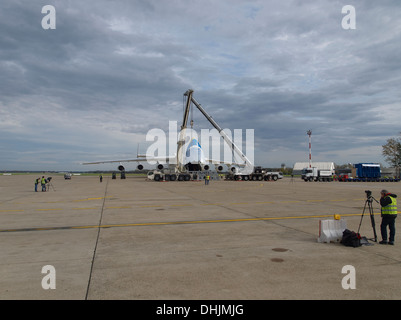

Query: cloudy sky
left=1, top=0, right=401, bottom=171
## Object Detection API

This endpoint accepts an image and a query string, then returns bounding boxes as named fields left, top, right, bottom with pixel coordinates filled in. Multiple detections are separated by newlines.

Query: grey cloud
left=1, top=0, right=401, bottom=170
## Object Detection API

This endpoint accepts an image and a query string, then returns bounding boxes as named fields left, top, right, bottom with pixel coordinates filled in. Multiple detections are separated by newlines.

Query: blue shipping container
left=354, top=163, right=381, bottom=178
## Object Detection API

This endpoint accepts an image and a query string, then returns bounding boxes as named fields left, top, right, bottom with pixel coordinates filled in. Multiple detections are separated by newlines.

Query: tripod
left=357, top=195, right=378, bottom=242
left=46, top=181, right=56, bottom=191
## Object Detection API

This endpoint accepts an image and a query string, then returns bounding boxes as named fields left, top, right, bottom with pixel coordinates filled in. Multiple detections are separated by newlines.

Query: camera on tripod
left=45, top=176, right=55, bottom=191
left=359, top=190, right=378, bottom=242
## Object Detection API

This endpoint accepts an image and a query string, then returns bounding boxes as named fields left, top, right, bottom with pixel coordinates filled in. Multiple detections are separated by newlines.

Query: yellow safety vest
left=382, top=196, right=397, bottom=215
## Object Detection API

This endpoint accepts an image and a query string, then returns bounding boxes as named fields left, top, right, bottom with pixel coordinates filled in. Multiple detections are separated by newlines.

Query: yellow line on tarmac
left=67, top=212, right=377, bottom=229
left=169, top=204, right=194, bottom=207
left=71, top=225, right=100, bottom=229
left=0, top=212, right=377, bottom=233
left=73, top=196, right=113, bottom=202
left=139, top=205, right=162, bottom=208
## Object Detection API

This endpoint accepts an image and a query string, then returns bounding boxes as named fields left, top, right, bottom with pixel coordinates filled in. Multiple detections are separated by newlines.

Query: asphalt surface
left=0, top=174, right=400, bottom=300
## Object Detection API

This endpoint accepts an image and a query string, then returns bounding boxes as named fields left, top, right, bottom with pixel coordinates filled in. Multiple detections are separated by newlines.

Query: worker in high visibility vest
left=34, top=177, right=40, bottom=192
left=379, top=189, right=397, bottom=245
left=205, top=174, right=210, bottom=185
left=41, top=176, right=46, bottom=192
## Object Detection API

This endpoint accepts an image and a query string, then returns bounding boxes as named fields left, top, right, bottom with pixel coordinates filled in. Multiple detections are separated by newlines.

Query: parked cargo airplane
left=82, top=138, right=229, bottom=173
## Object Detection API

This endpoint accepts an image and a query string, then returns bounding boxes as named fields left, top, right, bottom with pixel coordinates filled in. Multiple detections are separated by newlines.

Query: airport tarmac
left=0, top=174, right=400, bottom=300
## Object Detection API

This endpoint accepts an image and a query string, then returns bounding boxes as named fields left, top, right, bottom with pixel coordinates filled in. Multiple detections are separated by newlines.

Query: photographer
left=379, top=190, right=397, bottom=245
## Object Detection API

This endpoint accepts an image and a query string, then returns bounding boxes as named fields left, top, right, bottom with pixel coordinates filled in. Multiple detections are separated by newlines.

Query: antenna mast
left=307, top=130, right=312, bottom=168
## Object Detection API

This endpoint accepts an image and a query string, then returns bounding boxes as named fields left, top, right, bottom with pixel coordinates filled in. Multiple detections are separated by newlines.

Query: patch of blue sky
left=242, top=3, right=262, bottom=20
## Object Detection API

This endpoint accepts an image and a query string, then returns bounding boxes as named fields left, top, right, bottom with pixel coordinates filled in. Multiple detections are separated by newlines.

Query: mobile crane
left=147, top=89, right=282, bottom=182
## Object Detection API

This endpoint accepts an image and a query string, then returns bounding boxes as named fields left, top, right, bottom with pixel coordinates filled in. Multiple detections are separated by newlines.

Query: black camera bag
left=341, top=229, right=362, bottom=247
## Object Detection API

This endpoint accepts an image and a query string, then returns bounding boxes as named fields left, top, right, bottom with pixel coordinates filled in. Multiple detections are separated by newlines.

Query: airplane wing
left=82, top=156, right=174, bottom=165
left=83, top=159, right=143, bottom=165
left=82, top=155, right=175, bottom=165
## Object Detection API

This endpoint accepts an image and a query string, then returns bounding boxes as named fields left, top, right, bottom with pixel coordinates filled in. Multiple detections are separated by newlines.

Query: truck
left=301, top=167, right=333, bottom=182
left=147, top=169, right=220, bottom=182
left=64, top=173, right=72, bottom=180
left=226, top=166, right=283, bottom=181
left=337, top=173, right=351, bottom=182
left=147, top=170, right=187, bottom=181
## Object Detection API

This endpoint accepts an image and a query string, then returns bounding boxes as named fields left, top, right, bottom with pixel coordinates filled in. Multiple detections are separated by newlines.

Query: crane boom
left=176, top=89, right=194, bottom=172
left=183, top=89, right=253, bottom=174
